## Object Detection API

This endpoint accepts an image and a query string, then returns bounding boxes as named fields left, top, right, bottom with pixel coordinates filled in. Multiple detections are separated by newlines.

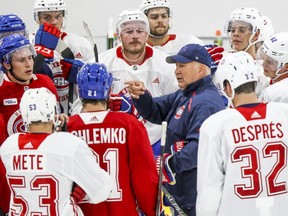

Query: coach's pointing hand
left=125, top=81, right=146, bottom=99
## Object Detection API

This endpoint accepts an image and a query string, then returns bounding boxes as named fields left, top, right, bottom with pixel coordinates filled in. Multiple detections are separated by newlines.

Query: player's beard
left=150, top=25, right=169, bottom=37
left=124, top=41, right=145, bottom=55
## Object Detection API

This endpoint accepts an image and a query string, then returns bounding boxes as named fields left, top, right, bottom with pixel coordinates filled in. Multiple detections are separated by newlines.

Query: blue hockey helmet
left=0, top=14, right=26, bottom=38
left=0, top=34, right=36, bottom=65
left=77, top=63, right=113, bottom=100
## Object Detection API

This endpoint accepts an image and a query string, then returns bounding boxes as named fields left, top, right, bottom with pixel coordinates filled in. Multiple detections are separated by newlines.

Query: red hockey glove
left=203, top=44, right=224, bottom=75
left=206, top=45, right=224, bottom=65
left=171, top=141, right=186, bottom=155
left=35, top=23, right=61, bottom=50
left=34, top=45, right=54, bottom=62
left=60, top=58, right=84, bottom=84
left=156, top=154, right=176, bottom=185
left=71, top=184, right=86, bottom=204
left=109, top=94, right=134, bottom=114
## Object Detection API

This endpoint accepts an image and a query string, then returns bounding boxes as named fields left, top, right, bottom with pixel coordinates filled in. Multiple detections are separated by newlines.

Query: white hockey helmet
left=20, top=87, right=57, bottom=126
left=139, top=0, right=172, bottom=16
left=258, top=15, right=274, bottom=42
left=116, top=9, right=149, bottom=36
left=214, top=51, right=258, bottom=99
left=226, top=7, right=263, bottom=35
left=259, top=32, right=288, bottom=70
left=33, top=0, right=67, bottom=22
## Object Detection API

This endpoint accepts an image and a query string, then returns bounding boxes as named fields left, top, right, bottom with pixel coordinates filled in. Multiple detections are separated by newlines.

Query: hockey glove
left=203, top=44, right=224, bottom=75
left=35, top=23, right=61, bottom=50
left=34, top=45, right=54, bottom=62
left=156, top=154, right=176, bottom=185
left=60, top=58, right=84, bottom=84
left=171, top=141, right=186, bottom=155
left=71, top=184, right=86, bottom=204
left=109, top=94, right=134, bottom=114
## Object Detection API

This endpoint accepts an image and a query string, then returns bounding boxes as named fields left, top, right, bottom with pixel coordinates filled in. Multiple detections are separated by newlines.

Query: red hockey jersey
left=67, top=111, right=158, bottom=216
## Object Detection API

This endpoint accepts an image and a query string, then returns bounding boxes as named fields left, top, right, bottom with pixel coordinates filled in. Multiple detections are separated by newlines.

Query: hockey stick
left=56, top=39, right=75, bottom=116
left=82, top=21, right=99, bottom=62
left=107, top=15, right=115, bottom=49
left=56, top=39, right=74, bottom=59
left=33, top=53, right=45, bottom=72
left=162, top=186, right=187, bottom=216
left=156, top=121, right=167, bottom=216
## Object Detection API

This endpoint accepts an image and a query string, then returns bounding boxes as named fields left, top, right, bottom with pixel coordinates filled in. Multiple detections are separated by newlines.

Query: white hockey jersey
left=72, top=45, right=178, bottom=146
left=197, top=102, right=288, bottom=216
left=259, top=78, right=288, bottom=103
left=147, top=34, right=204, bottom=55
left=0, top=132, right=112, bottom=216
left=100, top=46, right=178, bottom=145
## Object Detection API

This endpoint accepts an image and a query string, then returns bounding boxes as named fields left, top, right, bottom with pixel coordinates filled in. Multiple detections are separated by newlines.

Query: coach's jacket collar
left=182, top=75, right=212, bottom=97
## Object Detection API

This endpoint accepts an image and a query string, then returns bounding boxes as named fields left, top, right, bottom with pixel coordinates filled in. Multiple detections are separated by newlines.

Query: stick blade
left=56, top=40, right=74, bottom=59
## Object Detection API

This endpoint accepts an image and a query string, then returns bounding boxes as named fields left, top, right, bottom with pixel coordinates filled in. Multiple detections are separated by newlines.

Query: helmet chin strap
left=272, top=68, right=288, bottom=81
left=149, top=33, right=167, bottom=39
left=148, top=32, right=167, bottom=38
left=244, top=32, right=258, bottom=52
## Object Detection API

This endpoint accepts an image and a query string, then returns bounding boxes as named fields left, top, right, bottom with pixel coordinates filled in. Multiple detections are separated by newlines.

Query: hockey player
left=0, top=68, right=9, bottom=215
left=139, top=0, right=224, bottom=75
left=72, top=9, right=179, bottom=156
left=0, top=33, right=58, bottom=215
left=0, top=13, right=54, bottom=80
left=125, top=43, right=225, bottom=216
left=225, top=7, right=263, bottom=57
left=0, top=87, right=112, bottom=216
left=257, top=32, right=288, bottom=102
left=0, top=34, right=59, bottom=137
left=67, top=63, right=159, bottom=216
left=197, top=51, right=288, bottom=216
left=255, top=15, right=274, bottom=52
left=32, top=0, right=94, bottom=114
left=224, top=7, right=269, bottom=97
left=139, top=0, right=203, bottom=55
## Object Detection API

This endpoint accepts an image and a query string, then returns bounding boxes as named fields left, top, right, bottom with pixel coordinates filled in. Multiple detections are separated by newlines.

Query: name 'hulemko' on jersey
left=70, top=128, right=126, bottom=144
left=232, top=122, right=284, bottom=144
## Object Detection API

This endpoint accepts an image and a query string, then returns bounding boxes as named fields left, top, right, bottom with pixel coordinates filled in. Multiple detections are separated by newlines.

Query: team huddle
left=0, top=0, right=288, bottom=216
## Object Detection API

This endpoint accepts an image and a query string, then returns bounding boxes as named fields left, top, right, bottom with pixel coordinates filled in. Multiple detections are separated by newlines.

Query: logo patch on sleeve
left=174, top=105, right=185, bottom=119
left=3, top=98, right=18, bottom=106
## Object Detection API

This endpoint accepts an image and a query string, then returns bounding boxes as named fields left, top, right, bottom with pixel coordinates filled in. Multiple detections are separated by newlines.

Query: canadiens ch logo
left=7, top=109, right=27, bottom=135
left=174, top=105, right=185, bottom=119
left=53, top=73, right=69, bottom=90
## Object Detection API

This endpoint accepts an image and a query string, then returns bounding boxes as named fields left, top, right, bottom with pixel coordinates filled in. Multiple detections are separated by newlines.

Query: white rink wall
left=0, top=0, right=285, bottom=53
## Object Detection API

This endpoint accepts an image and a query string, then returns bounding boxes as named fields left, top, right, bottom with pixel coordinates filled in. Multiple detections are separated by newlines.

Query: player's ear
left=118, top=35, right=122, bottom=43
left=282, top=63, right=288, bottom=71
left=2, top=62, right=11, bottom=70
left=252, top=29, right=261, bottom=42
left=224, top=80, right=233, bottom=97
left=145, top=32, right=148, bottom=40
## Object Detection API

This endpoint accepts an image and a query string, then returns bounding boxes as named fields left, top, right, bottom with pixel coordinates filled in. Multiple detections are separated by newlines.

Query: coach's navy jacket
left=133, top=75, right=225, bottom=216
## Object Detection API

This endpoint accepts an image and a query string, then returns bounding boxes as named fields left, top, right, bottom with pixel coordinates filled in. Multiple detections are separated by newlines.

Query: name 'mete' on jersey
left=0, top=131, right=112, bottom=216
